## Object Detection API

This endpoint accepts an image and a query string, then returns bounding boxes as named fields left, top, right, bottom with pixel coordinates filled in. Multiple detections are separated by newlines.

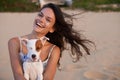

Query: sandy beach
left=0, top=10, right=120, bottom=80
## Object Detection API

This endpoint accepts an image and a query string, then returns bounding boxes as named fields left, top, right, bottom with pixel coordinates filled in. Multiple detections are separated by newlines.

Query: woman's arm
left=8, top=37, right=26, bottom=80
left=43, top=46, right=60, bottom=80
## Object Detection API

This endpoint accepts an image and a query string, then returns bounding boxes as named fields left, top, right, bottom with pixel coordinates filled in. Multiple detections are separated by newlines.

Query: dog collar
left=23, top=55, right=29, bottom=62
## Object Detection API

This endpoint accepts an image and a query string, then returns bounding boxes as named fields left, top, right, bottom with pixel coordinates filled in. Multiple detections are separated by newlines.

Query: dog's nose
left=32, top=54, right=36, bottom=58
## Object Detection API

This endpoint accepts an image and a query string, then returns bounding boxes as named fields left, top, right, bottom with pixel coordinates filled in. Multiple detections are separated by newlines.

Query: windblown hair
left=41, top=3, right=94, bottom=64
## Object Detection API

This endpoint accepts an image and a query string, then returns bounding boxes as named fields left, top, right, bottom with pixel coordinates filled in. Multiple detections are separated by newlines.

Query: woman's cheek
left=33, top=25, right=40, bottom=32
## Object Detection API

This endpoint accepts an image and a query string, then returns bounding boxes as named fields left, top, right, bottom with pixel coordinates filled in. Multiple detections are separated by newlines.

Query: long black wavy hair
left=40, top=3, right=94, bottom=64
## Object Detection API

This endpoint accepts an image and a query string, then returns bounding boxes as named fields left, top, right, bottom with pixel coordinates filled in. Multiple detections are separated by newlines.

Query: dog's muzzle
left=32, top=54, right=36, bottom=59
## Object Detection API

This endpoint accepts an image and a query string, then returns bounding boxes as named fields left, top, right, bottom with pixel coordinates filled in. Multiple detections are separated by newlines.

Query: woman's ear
left=49, top=27, right=55, bottom=33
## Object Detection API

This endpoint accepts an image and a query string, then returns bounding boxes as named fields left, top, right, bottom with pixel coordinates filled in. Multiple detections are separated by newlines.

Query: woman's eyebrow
left=41, top=11, right=53, bottom=21
left=40, top=12, right=44, bottom=16
left=47, top=16, right=52, bottom=20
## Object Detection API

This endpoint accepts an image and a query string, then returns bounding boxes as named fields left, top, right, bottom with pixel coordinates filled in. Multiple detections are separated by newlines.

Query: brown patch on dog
left=36, top=40, right=43, bottom=52
left=21, top=40, right=28, bottom=54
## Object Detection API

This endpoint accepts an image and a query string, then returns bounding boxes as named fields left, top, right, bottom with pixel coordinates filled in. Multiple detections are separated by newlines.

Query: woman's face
left=33, top=8, right=55, bottom=34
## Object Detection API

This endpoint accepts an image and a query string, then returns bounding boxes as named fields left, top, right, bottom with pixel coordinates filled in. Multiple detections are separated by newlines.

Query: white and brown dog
left=21, top=38, right=44, bottom=80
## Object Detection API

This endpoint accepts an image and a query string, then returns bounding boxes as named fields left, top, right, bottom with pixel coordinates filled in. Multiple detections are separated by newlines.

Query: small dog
left=21, top=38, right=43, bottom=80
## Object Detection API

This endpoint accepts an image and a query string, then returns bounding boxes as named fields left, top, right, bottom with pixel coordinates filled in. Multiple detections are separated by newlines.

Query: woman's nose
left=39, top=16, right=45, bottom=24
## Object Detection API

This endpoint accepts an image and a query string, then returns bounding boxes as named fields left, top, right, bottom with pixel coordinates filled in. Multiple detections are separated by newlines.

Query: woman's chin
left=33, top=26, right=42, bottom=32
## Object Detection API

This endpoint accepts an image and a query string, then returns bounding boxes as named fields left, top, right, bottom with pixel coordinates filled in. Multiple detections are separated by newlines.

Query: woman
left=8, top=3, right=93, bottom=80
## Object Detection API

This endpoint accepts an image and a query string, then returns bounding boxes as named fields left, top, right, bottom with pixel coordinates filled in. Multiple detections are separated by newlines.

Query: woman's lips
left=36, top=22, right=41, bottom=27
left=36, top=22, right=46, bottom=28
left=36, top=19, right=45, bottom=28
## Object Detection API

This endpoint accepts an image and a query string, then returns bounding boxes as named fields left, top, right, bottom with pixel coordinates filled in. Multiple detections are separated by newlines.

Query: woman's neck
left=30, top=31, right=45, bottom=39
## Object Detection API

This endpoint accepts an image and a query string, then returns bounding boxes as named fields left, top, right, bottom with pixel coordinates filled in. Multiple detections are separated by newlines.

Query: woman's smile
left=36, top=21, right=45, bottom=28
left=33, top=19, right=46, bottom=32
left=36, top=19, right=46, bottom=28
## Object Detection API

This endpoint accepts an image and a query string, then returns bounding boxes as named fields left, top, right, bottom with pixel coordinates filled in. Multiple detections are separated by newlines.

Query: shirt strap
left=48, top=45, right=56, bottom=59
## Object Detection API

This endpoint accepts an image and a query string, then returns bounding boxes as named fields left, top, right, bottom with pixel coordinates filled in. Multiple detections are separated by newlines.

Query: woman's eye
left=38, top=13, right=43, bottom=17
left=46, top=19, right=51, bottom=22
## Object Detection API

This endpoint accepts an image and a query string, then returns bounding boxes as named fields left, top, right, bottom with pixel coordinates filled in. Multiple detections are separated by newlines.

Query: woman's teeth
left=36, top=22, right=41, bottom=27
left=36, top=22, right=45, bottom=28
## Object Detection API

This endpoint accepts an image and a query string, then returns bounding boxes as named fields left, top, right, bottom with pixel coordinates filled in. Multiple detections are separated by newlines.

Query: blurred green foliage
left=72, top=0, right=120, bottom=11
left=0, top=0, right=120, bottom=12
left=0, top=0, right=39, bottom=12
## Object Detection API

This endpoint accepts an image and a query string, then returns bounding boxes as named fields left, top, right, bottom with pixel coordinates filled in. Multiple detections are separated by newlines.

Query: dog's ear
left=36, top=40, right=43, bottom=52
left=21, top=40, right=28, bottom=54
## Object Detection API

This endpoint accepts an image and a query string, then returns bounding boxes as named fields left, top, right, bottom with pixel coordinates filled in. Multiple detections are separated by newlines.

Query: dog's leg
left=23, top=62, right=30, bottom=80
left=37, top=74, right=43, bottom=80
left=35, top=62, right=43, bottom=80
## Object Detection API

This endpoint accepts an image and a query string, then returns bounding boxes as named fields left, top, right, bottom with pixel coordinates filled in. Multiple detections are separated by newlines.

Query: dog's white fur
left=22, top=39, right=43, bottom=80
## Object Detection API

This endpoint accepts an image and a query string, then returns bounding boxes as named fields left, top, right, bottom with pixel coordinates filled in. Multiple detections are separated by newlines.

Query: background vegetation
left=72, top=0, right=120, bottom=11
left=0, top=0, right=39, bottom=12
left=0, top=0, right=120, bottom=12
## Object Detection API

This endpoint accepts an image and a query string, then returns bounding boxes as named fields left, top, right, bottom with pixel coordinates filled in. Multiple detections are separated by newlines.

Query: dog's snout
left=32, top=54, right=36, bottom=58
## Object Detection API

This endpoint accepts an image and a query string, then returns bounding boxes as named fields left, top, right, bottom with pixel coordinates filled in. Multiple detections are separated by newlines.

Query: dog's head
left=21, top=39, right=42, bottom=62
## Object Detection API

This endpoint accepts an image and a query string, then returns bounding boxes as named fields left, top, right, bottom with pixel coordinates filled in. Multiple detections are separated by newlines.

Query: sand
left=0, top=10, right=120, bottom=80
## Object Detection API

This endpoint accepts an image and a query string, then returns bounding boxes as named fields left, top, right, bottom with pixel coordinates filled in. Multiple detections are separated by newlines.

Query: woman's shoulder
left=8, top=34, right=30, bottom=45
left=45, top=42, right=60, bottom=55
left=53, top=45, right=60, bottom=52
left=50, top=45, right=60, bottom=57
left=8, top=37, right=19, bottom=44
left=8, top=35, right=27, bottom=44
left=46, top=42, right=60, bottom=53
left=8, top=37, right=21, bottom=50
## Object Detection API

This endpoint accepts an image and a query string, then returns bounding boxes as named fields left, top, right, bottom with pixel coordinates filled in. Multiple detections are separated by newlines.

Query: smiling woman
left=33, top=8, right=55, bottom=33
left=8, top=3, right=94, bottom=80
left=36, top=12, right=53, bottom=28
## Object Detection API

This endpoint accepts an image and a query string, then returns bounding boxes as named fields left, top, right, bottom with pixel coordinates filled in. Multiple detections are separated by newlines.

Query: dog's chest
left=23, top=61, right=43, bottom=79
